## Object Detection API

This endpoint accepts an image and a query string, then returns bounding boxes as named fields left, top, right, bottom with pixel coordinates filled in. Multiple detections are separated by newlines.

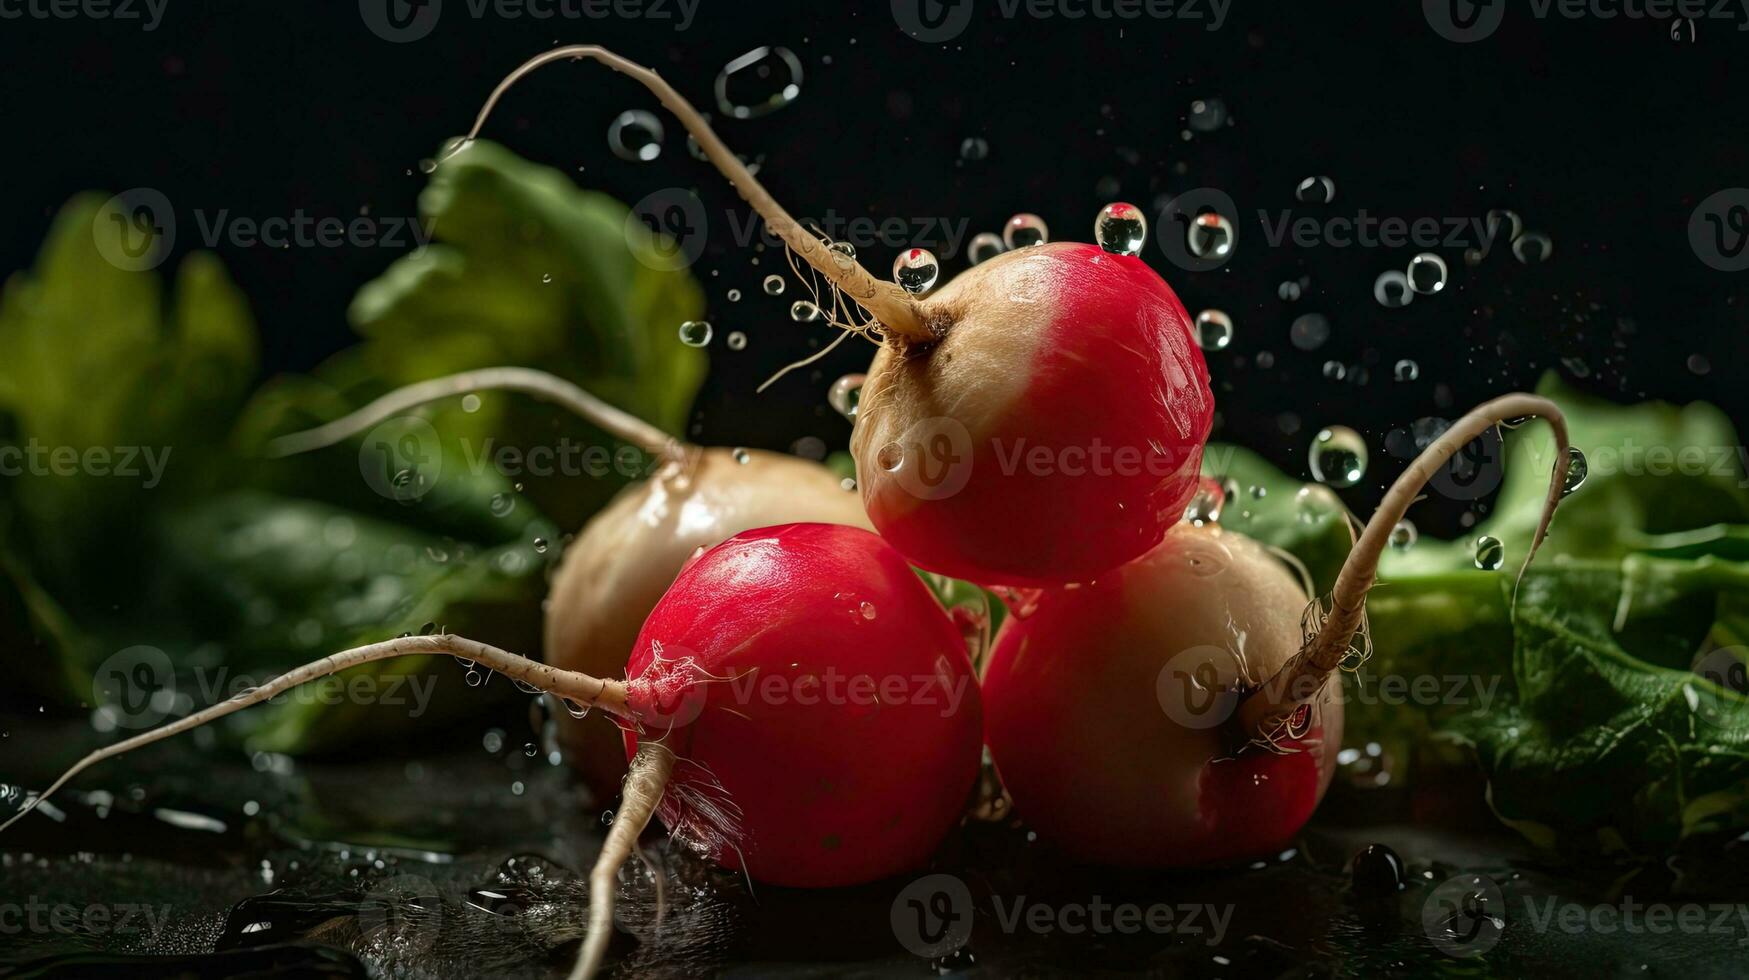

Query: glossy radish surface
left=853, top=242, right=1213, bottom=587
left=619, top=522, right=983, bottom=887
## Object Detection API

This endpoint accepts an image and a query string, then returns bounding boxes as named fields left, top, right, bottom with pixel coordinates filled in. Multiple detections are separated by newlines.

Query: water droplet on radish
left=1394, top=359, right=1420, bottom=382
left=1309, top=426, right=1368, bottom=488
left=829, top=241, right=856, bottom=261
left=892, top=247, right=941, bottom=293
left=715, top=46, right=803, bottom=119
left=512, top=678, right=542, bottom=695
left=732, top=448, right=752, bottom=465
left=1192, top=309, right=1233, bottom=351
left=1186, top=212, right=1233, bottom=258
left=790, top=300, right=822, bottom=322
left=1093, top=202, right=1148, bottom=256
left=1290, top=313, right=1330, bottom=350
left=967, top=232, right=1006, bottom=265
left=1003, top=213, right=1049, bottom=249
left=1562, top=447, right=1588, bottom=495
left=1407, top=252, right=1448, bottom=294
left=876, top=442, right=905, bottom=472
left=726, top=331, right=748, bottom=351
left=1474, top=535, right=1505, bottom=570
left=1389, top=519, right=1418, bottom=551
left=1295, top=175, right=1336, bottom=204
left=607, top=109, right=663, bottom=162
left=762, top=274, right=785, bottom=295
left=678, top=320, right=713, bottom=347
left=828, top=374, right=865, bottom=420
left=1374, top=269, right=1413, bottom=308
left=561, top=697, right=591, bottom=719
left=859, top=601, right=877, bottom=620
left=1513, top=231, right=1553, bottom=264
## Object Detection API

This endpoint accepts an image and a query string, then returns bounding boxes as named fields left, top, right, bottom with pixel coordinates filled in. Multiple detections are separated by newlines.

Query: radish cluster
left=0, top=44, right=1581, bottom=980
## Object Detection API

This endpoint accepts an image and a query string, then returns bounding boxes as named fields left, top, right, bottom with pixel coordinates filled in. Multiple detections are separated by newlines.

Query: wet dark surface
left=4, top=719, right=1749, bottom=978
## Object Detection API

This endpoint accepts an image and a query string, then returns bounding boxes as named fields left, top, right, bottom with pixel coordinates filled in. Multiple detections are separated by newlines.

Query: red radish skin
left=852, top=242, right=1213, bottom=586
left=618, top=522, right=983, bottom=887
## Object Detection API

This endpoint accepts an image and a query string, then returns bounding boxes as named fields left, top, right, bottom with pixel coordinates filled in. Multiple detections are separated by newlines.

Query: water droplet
left=877, top=442, right=905, bottom=471
left=828, top=374, right=865, bottom=420
left=762, top=275, right=785, bottom=295
left=1474, top=535, right=1505, bottom=571
left=1388, top=519, right=1418, bottom=551
left=1688, top=354, right=1712, bottom=376
left=532, top=537, right=548, bottom=554
left=859, top=601, right=877, bottom=620
left=1373, top=270, right=1413, bottom=308
left=607, top=109, right=663, bottom=162
left=465, top=668, right=484, bottom=687
left=1562, top=447, right=1588, bottom=496
left=678, top=320, right=713, bottom=347
left=892, top=248, right=940, bottom=293
left=1186, top=212, right=1234, bottom=258
left=1295, top=176, right=1336, bottom=204
left=840, top=477, right=857, bottom=492
left=790, top=300, right=822, bottom=322
left=1093, top=202, right=1148, bottom=256
left=1290, top=313, right=1331, bottom=351
left=1183, top=476, right=1225, bottom=525
left=1193, top=309, right=1233, bottom=351
left=1350, top=843, right=1405, bottom=897
left=1407, top=253, right=1448, bottom=294
left=959, top=136, right=989, bottom=161
left=726, top=331, right=748, bottom=351
left=732, top=448, right=752, bottom=465
left=967, top=232, right=1006, bottom=265
left=1003, top=213, right=1049, bottom=249
left=1309, top=426, right=1368, bottom=488
left=1278, top=280, right=1303, bottom=301
left=417, top=158, right=438, bottom=174
left=1187, top=97, right=1228, bottom=132
left=727, top=288, right=742, bottom=302
left=540, top=272, right=553, bottom=284
left=489, top=493, right=515, bottom=518
left=1393, top=359, right=1420, bottom=382
left=1512, top=232, right=1553, bottom=264
left=829, top=241, right=856, bottom=260
left=715, top=46, right=803, bottom=119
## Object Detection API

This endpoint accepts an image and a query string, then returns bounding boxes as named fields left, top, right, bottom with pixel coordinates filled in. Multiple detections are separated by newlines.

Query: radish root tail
left=457, top=45, right=932, bottom=345
left=0, top=634, right=632, bottom=834
left=266, top=366, right=687, bottom=463
left=1238, top=393, right=1571, bottom=742
left=573, top=741, right=675, bottom=980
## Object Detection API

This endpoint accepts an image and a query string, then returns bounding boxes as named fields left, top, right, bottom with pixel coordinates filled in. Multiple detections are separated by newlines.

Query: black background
left=3, top=0, right=1745, bottom=531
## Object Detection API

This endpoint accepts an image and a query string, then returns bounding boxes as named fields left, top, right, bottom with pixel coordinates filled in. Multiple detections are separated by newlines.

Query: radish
left=450, top=47, right=1215, bottom=587
left=982, top=394, right=1572, bottom=866
left=270, top=366, right=871, bottom=796
left=1, top=524, right=980, bottom=979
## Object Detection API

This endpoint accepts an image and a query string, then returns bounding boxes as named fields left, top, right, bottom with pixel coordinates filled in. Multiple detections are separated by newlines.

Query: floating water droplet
left=732, top=447, right=752, bottom=465
left=1512, top=232, right=1553, bottom=264
left=1393, top=359, right=1420, bottom=382
left=1183, top=477, right=1225, bottom=525
left=1562, top=447, right=1588, bottom=496
left=1407, top=253, right=1448, bottom=294
left=727, top=288, right=742, bottom=302
left=1187, top=97, right=1228, bottom=132
left=762, top=275, right=785, bottom=295
left=1193, top=309, right=1233, bottom=351
left=465, top=668, right=484, bottom=687
left=892, top=247, right=940, bottom=293
left=959, top=136, right=989, bottom=161
left=1309, top=426, right=1368, bottom=488
left=1094, top=202, right=1148, bottom=256
left=606, top=109, right=663, bottom=162
left=1474, top=535, right=1505, bottom=570
left=489, top=492, right=515, bottom=518
left=678, top=319, right=713, bottom=347
left=828, top=373, right=865, bottom=420
left=1373, top=270, right=1413, bottom=308
left=1186, top=212, right=1234, bottom=258
left=726, top=331, right=748, bottom=351
left=1003, top=213, right=1049, bottom=249
left=1295, top=176, right=1336, bottom=204
left=1688, top=354, right=1712, bottom=376
left=877, top=442, right=905, bottom=471
left=967, top=232, right=1006, bottom=265
left=1388, top=519, right=1418, bottom=551
left=532, top=537, right=548, bottom=554
left=540, top=272, right=553, bottom=284
left=1290, top=313, right=1331, bottom=351
left=715, top=46, right=803, bottom=119
left=1278, top=280, right=1303, bottom=301
left=790, top=300, right=822, bottom=322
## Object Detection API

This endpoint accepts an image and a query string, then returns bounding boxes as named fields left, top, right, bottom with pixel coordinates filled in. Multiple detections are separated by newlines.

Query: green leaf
left=1201, top=443, right=1352, bottom=592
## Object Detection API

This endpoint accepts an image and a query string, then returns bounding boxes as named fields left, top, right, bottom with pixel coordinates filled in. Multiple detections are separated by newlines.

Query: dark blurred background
left=3, top=0, right=1745, bottom=532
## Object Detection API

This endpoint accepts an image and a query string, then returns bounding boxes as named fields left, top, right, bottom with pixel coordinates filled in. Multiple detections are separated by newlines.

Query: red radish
left=268, top=367, right=872, bottom=795
left=453, top=47, right=1215, bottom=588
left=983, top=394, right=1573, bottom=866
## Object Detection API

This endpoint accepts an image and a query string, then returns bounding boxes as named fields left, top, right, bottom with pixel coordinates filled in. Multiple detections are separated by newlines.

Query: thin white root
left=459, top=44, right=931, bottom=344
left=1238, top=393, right=1571, bottom=741
left=0, top=634, right=632, bottom=835
left=573, top=742, right=675, bottom=980
left=266, top=366, right=684, bottom=462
